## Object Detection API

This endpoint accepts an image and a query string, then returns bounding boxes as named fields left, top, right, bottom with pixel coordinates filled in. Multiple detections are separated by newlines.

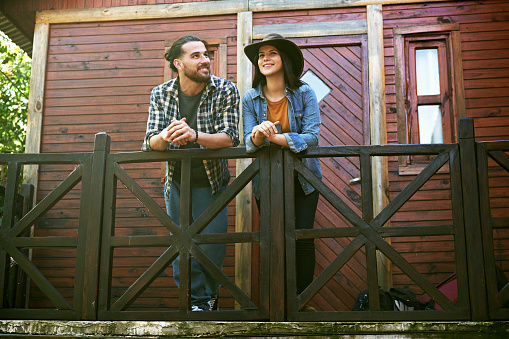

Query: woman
left=242, top=33, right=322, bottom=311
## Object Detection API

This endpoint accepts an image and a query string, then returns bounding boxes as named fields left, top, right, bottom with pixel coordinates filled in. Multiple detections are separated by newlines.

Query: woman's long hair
left=252, top=47, right=303, bottom=90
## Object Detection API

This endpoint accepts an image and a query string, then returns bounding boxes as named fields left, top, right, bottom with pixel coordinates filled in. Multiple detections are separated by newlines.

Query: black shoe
left=301, top=303, right=317, bottom=312
left=208, top=294, right=219, bottom=311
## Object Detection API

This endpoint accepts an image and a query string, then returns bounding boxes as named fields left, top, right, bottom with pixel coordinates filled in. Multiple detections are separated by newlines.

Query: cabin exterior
left=0, top=0, right=508, bottom=323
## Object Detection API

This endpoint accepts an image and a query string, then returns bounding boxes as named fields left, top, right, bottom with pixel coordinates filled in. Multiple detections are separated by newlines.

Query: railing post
left=458, top=118, right=488, bottom=320
left=0, top=161, right=21, bottom=307
left=75, top=133, right=110, bottom=320
left=15, top=183, right=34, bottom=308
left=269, top=145, right=286, bottom=321
left=19, top=183, right=34, bottom=219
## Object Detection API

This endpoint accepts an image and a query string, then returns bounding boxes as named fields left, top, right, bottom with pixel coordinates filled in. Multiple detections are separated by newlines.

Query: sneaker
left=301, top=303, right=317, bottom=312
left=208, top=294, right=219, bottom=311
left=191, top=305, right=204, bottom=311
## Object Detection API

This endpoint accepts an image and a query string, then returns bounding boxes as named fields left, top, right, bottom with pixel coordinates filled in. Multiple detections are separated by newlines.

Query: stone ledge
left=1, top=320, right=509, bottom=338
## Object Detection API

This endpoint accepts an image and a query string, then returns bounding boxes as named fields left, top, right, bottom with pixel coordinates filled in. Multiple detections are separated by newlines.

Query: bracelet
left=194, top=129, right=199, bottom=143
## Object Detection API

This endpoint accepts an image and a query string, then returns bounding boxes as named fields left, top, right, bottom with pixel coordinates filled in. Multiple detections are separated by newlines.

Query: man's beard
left=183, top=63, right=211, bottom=83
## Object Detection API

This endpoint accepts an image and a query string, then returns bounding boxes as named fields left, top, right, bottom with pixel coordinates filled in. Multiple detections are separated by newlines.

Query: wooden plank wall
left=32, top=14, right=239, bottom=310
left=382, top=0, right=509, bottom=294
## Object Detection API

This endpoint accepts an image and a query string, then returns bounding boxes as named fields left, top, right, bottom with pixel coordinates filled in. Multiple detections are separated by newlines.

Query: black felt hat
left=244, top=33, right=304, bottom=78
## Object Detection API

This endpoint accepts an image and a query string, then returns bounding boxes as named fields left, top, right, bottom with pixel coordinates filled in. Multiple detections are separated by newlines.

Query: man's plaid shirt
left=142, top=75, right=240, bottom=195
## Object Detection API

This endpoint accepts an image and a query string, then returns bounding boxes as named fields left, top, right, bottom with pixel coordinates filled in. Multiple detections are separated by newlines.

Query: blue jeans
left=165, top=180, right=227, bottom=310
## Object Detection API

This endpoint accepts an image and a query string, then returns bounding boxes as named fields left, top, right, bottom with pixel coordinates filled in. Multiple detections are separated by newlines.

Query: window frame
left=393, top=23, right=466, bottom=175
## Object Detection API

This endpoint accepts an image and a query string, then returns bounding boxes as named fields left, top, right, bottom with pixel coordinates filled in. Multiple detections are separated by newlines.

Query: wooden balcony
left=0, top=119, right=508, bottom=327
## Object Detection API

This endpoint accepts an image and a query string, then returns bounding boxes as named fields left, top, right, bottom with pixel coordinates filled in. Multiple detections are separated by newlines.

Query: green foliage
left=0, top=31, right=31, bottom=217
left=0, top=31, right=31, bottom=154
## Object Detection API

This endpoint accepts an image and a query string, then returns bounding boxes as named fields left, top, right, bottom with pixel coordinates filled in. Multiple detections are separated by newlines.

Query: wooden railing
left=0, top=118, right=507, bottom=321
left=476, top=137, right=509, bottom=320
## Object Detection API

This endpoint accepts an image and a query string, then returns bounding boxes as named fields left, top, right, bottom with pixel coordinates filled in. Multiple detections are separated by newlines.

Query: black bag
left=390, top=287, right=420, bottom=311
left=495, top=265, right=509, bottom=308
left=352, top=289, right=395, bottom=311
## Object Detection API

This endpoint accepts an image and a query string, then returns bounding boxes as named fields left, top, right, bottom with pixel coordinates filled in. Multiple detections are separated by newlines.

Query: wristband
left=194, top=129, right=199, bottom=143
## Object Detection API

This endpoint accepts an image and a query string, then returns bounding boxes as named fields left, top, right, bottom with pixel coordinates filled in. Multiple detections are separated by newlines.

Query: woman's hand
left=251, top=120, right=280, bottom=141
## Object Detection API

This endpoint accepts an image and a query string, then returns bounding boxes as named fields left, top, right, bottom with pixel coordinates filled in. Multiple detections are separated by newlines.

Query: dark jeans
left=256, top=178, right=319, bottom=294
left=165, top=180, right=228, bottom=310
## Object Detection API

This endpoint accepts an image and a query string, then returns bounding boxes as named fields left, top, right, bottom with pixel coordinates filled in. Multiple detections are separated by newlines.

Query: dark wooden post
left=20, top=183, right=34, bottom=218
left=258, top=147, right=272, bottom=317
left=3, top=183, right=37, bottom=310
left=360, top=153, right=380, bottom=309
left=75, top=132, right=110, bottom=319
left=458, top=118, right=488, bottom=320
left=15, top=183, right=34, bottom=308
left=269, top=145, right=285, bottom=321
left=178, top=158, right=192, bottom=312
left=0, top=161, right=21, bottom=307
left=476, top=140, right=499, bottom=318
left=283, top=150, right=296, bottom=313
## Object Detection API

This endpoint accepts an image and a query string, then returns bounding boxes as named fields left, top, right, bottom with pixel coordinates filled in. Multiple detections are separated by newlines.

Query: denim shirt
left=242, top=83, right=322, bottom=199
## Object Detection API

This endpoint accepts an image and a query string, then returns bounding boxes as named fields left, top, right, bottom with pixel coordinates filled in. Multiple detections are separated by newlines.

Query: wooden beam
left=235, top=10, right=253, bottom=310
left=253, top=20, right=367, bottom=40
left=249, top=0, right=459, bottom=12
left=35, top=0, right=457, bottom=24
left=24, top=23, right=49, bottom=199
left=367, top=4, right=392, bottom=291
left=218, top=43, right=228, bottom=79
left=393, top=32, right=407, bottom=167
left=393, top=22, right=460, bottom=35
left=451, top=30, right=466, bottom=120
left=36, top=0, right=248, bottom=24
left=23, top=24, right=49, bottom=307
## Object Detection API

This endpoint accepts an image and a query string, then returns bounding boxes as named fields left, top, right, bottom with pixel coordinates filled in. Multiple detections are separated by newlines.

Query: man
left=142, top=36, right=240, bottom=311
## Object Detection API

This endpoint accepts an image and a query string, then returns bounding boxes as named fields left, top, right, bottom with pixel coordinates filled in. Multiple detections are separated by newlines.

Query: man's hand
left=161, top=118, right=197, bottom=146
left=153, top=118, right=232, bottom=149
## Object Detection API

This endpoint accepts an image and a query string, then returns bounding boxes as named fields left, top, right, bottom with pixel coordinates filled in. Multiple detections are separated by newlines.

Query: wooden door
left=296, top=35, right=370, bottom=311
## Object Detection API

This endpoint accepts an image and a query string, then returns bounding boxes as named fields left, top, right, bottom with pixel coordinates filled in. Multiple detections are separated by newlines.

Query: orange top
left=266, top=96, right=290, bottom=133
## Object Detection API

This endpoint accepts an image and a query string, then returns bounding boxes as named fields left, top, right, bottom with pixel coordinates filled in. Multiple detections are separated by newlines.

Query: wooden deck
left=1, top=320, right=509, bottom=338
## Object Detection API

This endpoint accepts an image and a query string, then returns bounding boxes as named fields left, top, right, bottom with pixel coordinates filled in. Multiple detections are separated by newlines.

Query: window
left=394, top=24, right=466, bottom=174
left=300, top=69, right=331, bottom=103
left=415, top=47, right=443, bottom=144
